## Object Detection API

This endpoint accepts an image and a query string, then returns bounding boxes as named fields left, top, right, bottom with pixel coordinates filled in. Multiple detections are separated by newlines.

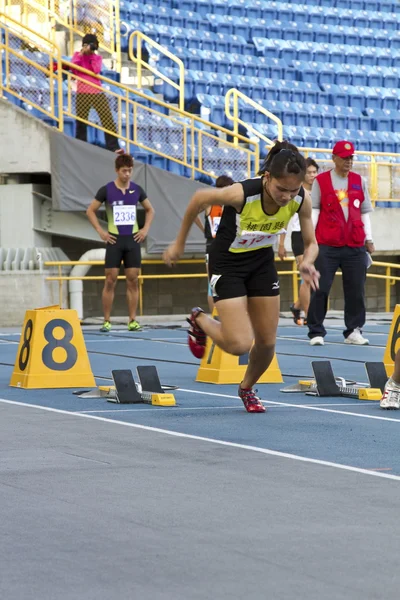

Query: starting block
left=74, top=366, right=177, bottom=405
left=107, top=366, right=176, bottom=406
left=280, top=361, right=387, bottom=401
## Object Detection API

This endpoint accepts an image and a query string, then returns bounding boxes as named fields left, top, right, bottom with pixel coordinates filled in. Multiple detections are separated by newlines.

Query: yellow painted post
left=139, top=273, right=144, bottom=316
left=114, top=0, right=121, bottom=72
left=370, top=155, right=378, bottom=206
left=190, top=118, right=195, bottom=180
left=136, top=32, right=142, bottom=89
left=178, top=59, right=185, bottom=112
left=233, top=91, right=239, bottom=147
left=292, top=259, right=299, bottom=304
left=386, top=267, right=391, bottom=313
left=58, top=264, right=63, bottom=308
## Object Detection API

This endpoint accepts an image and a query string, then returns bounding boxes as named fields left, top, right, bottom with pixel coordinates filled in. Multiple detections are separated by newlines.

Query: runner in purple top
left=86, top=154, right=155, bottom=332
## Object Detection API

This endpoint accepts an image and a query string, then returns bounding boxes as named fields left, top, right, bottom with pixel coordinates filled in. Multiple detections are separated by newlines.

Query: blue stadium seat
left=241, top=55, right=258, bottom=78
left=314, top=25, right=330, bottom=44
left=375, top=48, right=392, bottom=68
left=207, top=13, right=234, bottom=35
left=313, top=43, right=331, bottom=63
left=335, top=64, right=353, bottom=86
left=308, top=6, right=325, bottom=25
left=380, top=88, right=400, bottom=111
left=229, top=1, right=246, bottom=19
left=351, top=65, right=371, bottom=87
left=318, top=62, right=337, bottom=85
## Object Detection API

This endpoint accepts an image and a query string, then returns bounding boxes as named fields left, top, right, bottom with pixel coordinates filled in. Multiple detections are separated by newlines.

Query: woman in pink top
left=71, top=34, right=121, bottom=153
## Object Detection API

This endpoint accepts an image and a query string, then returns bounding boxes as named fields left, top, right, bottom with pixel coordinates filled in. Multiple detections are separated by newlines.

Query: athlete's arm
left=277, top=232, right=287, bottom=260
left=133, top=198, right=155, bottom=243
left=163, top=184, right=244, bottom=266
left=298, top=191, right=320, bottom=290
left=86, top=198, right=117, bottom=245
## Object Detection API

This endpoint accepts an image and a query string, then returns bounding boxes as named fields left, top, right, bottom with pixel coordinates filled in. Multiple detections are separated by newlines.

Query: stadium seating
left=5, top=0, right=400, bottom=183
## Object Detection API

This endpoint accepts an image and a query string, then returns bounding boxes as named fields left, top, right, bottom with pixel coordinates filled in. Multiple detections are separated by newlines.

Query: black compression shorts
left=105, top=235, right=141, bottom=269
left=291, top=231, right=304, bottom=257
left=208, top=246, right=280, bottom=301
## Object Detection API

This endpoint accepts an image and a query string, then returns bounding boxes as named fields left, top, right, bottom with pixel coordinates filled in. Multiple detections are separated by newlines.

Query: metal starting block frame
left=75, top=366, right=176, bottom=406
left=280, top=361, right=387, bottom=401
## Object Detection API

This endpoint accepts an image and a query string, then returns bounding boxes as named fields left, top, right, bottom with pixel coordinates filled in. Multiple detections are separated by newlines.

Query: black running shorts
left=291, top=231, right=304, bottom=257
left=105, top=235, right=141, bottom=269
left=208, top=246, right=280, bottom=301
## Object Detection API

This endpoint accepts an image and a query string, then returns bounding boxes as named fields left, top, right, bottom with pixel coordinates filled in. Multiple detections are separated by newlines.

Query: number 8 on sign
left=18, top=319, right=33, bottom=371
left=10, top=307, right=96, bottom=389
left=42, top=319, right=78, bottom=371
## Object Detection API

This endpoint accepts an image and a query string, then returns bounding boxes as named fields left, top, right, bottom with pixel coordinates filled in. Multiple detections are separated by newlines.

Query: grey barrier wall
left=50, top=131, right=208, bottom=254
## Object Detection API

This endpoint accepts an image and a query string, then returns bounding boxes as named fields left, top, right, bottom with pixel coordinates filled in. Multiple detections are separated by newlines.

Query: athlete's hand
left=300, top=262, right=320, bottom=291
left=134, top=228, right=148, bottom=243
left=277, top=244, right=287, bottom=261
left=163, top=241, right=184, bottom=267
left=99, top=230, right=117, bottom=244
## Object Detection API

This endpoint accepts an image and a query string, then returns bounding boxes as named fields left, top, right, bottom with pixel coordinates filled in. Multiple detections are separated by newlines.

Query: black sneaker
left=290, top=303, right=303, bottom=326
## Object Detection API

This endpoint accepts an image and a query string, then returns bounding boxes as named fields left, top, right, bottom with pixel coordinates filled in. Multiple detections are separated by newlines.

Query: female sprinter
left=163, top=141, right=319, bottom=413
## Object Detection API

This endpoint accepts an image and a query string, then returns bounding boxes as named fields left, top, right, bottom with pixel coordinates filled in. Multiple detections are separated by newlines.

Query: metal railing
left=2, top=16, right=400, bottom=200
left=0, top=17, right=259, bottom=182
left=129, top=30, right=185, bottom=112
left=44, top=258, right=400, bottom=317
left=1, top=0, right=121, bottom=70
left=225, top=88, right=283, bottom=152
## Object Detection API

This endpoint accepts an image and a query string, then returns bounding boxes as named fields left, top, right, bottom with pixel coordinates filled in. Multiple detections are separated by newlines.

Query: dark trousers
left=75, top=93, right=119, bottom=152
left=307, top=245, right=368, bottom=339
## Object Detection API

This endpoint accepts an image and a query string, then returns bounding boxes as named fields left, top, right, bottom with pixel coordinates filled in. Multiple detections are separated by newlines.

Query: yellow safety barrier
left=44, top=258, right=400, bottom=317
left=1, top=0, right=121, bottom=71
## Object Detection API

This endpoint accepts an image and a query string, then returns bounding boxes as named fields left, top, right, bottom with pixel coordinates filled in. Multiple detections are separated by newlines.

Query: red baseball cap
left=332, top=140, right=355, bottom=158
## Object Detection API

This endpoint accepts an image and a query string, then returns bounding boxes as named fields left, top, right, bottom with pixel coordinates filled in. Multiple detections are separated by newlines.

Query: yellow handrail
left=44, top=258, right=400, bottom=316
left=129, top=30, right=185, bottom=112
left=225, top=88, right=283, bottom=151
left=0, top=16, right=259, bottom=182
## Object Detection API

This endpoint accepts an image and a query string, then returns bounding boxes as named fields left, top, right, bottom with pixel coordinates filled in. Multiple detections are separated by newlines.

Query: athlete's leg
left=241, top=295, right=280, bottom=389
left=195, top=296, right=254, bottom=356
left=102, top=268, right=119, bottom=321
left=125, top=267, right=140, bottom=322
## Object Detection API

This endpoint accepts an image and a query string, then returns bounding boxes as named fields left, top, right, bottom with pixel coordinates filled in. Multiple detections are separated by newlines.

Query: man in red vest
left=307, top=140, right=375, bottom=346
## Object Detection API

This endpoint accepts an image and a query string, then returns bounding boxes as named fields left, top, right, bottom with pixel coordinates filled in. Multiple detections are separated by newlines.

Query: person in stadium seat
left=163, top=141, right=319, bottom=413
left=71, top=34, right=122, bottom=154
left=381, top=349, right=400, bottom=410
left=307, top=140, right=375, bottom=346
left=86, top=154, right=155, bottom=332
left=278, top=157, right=319, bottom=325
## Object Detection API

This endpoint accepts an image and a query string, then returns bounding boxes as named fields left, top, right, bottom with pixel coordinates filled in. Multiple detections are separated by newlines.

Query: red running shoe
left=186, top=307, right=206, bottom=359
left=238, top=385, right=266, bottom=413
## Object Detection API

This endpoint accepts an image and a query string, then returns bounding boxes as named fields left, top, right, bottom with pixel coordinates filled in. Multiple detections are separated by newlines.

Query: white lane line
left=78, top=402, right=372, bottom=414
left=178, top=388, right=400, bottom=423
left=0, top=397, right=399, bottom=482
